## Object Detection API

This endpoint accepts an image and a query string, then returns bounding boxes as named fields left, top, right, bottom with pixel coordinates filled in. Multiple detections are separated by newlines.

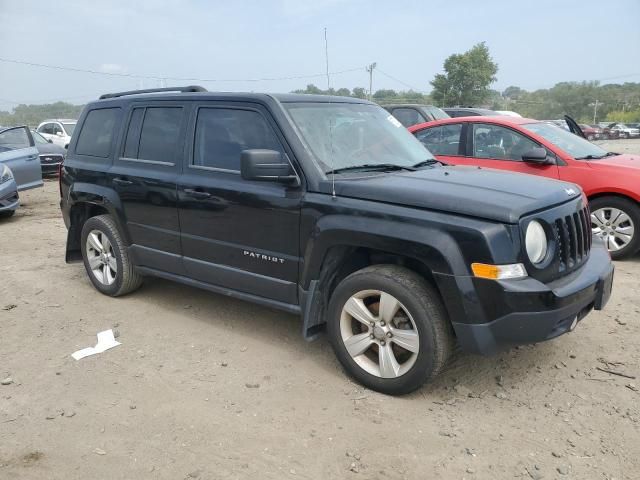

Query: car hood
left=589, top=153, right=640, bottom=170
left=35, top=142, right=66, bottom=155
left=323, top=166, right=581, bottom=223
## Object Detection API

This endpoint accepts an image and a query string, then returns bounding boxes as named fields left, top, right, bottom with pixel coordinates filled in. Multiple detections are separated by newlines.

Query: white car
left=609, top=123, right=640, bottom=139
left=36, top=119, right=77, bottom=149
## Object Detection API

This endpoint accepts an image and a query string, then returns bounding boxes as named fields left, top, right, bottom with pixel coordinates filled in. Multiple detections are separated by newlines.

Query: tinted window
left=137, top=107, right=183, bottom=163
left=52, top=123, right=63, bottom=135
left=415, top=124, right=462, bottom=155
left=75, top=108, right=119, bottom=158
left=123, top=108, right=145, bottom=158
left=32, top=131, right=49, bottom=144
left=473, top=124, right=539, bottom=161
left=0, top=127, right=30, bottom=149
left=391, top=108, right=426, bottom=127
left=193, top=108, right=283, bottom=171
left=39, top=123, right=54, bottom=134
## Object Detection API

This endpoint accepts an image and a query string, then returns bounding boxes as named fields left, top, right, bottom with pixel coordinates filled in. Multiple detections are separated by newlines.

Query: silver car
left=0, top=164, right=19, bottom=218
left=0, top=126, right=43, bottom=191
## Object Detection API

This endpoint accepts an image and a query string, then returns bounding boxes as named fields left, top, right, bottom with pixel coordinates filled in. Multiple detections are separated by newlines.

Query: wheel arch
left=65, top=186, right=129, bottom=262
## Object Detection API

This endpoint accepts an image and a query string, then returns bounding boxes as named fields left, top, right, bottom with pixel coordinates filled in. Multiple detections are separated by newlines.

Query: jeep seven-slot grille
left=553, top=206, right=591, bottom=272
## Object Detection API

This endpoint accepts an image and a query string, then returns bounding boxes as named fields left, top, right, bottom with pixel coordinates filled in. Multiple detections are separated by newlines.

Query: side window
left=137, top=107, right=183, bottom=163
left=122, top=108, right=145, bottom=159
left=473, top=124, right=539, bottom=161
left=0, top=127, right=30, bottom=149
left=415, top=124, right=462, bottom=156
left=193, top=108, right=283, bottom=171
left=39, top=123, right=53, bottom=134
left=75, top=108, right=119, bottom=158
left=391, top=108, right=426, bottom=127
left=52, top=123, right=63, bottom=135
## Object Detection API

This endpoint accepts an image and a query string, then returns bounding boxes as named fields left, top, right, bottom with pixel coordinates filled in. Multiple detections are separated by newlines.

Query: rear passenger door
left=0, top=127, right=43, bottom=190
left=177, top=102, right=301, bottom=304
left=414, top=124, right=464, bottom=162
left=110, top=103, right=186, bottom=274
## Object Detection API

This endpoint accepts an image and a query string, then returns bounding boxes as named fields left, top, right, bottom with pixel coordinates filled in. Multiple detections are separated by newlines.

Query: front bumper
left=441, top=240, right=614, bottom=355
left=0, top=184, right=20, bottom=212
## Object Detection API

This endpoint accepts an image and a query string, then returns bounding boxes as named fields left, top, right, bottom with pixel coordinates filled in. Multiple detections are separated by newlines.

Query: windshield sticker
left=387, top=115, right=402, bottom=128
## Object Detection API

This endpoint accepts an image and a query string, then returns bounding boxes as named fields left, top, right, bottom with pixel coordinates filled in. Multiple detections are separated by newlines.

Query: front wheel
left=80, top=214, right=142, bottom=296
left=590, top=196, right=640, bottom=260
left=327, top=265, right=454, bottom=395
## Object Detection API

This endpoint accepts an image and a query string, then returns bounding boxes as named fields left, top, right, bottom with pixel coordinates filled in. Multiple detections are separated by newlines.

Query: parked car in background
left=36, top=119, right=77, bottom=149
left=410, top=116, right=640, bottom=259
left=627, top=123, right=640, bottom=130
left=0, top=163, right=19, bottom=218
left=382, top=104, right=449, bottom=127
left=0, top=126, right=43, bottom=191
left=609, top=123, right=640, bottom=139
left=31, top=130, right=66, bottom=175
left=597, top=123, right=619, bottom=140
left=579, top=124, right=603, bottom=140
left=443, top=107, right=500, bottom=117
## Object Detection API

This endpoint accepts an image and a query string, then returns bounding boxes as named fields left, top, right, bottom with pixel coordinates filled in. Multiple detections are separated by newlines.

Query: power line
left=0, top=57, right=364, bottom=83
left=376, top=68, right=426, bottom=93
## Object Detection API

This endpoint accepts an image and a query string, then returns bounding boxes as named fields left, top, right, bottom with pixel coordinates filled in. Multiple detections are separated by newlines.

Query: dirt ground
left=1, top=140, right=639, bottom=480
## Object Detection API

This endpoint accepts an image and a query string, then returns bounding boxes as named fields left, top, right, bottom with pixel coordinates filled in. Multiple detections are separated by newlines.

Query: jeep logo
left=243, top=250, right=285, bottom=264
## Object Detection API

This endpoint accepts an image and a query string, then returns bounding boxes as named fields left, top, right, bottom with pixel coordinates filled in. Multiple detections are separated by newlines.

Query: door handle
left=113, top=177, right=133, bottom=186
left=27, top=154, right=38, bottom=161
left=184, top=188, right=211, bottom=199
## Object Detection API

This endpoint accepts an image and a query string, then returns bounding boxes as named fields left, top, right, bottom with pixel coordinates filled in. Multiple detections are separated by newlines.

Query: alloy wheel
left=339, top=290, right=419, bottom=378
left=86, top=229, right=118, bottom=285
left=591, top=207, right=635, bottom=252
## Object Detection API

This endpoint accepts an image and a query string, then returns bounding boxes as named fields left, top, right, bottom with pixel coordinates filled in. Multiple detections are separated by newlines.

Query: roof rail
left=99, top=85, right=207, bottom=100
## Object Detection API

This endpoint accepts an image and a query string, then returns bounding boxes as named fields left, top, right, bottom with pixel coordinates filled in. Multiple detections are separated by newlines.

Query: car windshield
left=62, top=123, right=76, bottom=135
left=424, top=106, right=449, bottom=120
left=522, top=122, right=608, bottom=159
left=284, top=102, right=433, bottom=176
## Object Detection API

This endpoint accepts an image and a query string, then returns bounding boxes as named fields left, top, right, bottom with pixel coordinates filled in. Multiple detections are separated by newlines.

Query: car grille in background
left=39, top=154, right=64, bottom=164
left=554, top=206, right=591, bottom=272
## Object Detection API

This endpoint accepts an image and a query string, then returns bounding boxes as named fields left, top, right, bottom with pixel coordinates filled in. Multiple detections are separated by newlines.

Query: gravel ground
left=1, top=140, right=639, bottom=479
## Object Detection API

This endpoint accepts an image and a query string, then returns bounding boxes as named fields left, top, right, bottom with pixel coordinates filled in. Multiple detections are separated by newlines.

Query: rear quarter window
left=75, top=108, right=120, bottom=158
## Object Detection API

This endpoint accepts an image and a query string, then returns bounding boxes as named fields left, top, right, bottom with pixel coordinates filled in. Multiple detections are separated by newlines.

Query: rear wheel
left=80, top=214, right=142, bottom=296
left=327, top=265, right=454, bottom=395
left=590, top=196, right=640, bottom=260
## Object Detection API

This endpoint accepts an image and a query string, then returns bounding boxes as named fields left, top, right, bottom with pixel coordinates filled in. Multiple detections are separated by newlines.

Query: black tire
left=80, top=214, right=142, bottom=296
left=0, top=210, right=15, bottom=219
left=590, top=196, right=640, bottom=260
left=327, top=265, right=454, bottom=395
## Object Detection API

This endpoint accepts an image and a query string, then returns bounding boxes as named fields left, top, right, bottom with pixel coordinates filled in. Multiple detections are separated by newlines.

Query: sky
left=0, top=0, right=639, bottom=111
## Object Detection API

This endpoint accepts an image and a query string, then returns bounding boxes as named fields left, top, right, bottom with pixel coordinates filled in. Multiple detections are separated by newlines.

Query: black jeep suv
left=60, top=86, right=614, bottom=395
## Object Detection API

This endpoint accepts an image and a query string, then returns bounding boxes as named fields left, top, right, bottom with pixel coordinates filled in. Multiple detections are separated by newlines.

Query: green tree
left=430, top=42, right=498, bottom=107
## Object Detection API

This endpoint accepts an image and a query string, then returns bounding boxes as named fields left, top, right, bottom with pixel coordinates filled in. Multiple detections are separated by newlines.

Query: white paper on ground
left=71, top=329, right=121, bottom=360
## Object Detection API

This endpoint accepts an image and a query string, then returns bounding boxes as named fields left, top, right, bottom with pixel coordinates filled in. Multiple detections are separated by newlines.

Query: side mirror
left=240, top=149, right=297, bottom=183
left=522, top=147, right=550, bottom=164
left=56, top=131, right=64, bottom=137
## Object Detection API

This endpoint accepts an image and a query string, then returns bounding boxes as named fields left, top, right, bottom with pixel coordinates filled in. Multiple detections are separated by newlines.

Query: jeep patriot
left=60, top=86, right=614, bottom=394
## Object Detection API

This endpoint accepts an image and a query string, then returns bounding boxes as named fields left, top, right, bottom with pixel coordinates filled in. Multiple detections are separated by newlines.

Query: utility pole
left=593, top=99, right=599, bottom=124
left=366, top=63, right=377, bottom=101
left=324, top=28, right=330, bottom=90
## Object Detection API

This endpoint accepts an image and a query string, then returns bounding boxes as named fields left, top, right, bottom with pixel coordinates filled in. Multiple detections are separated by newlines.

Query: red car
left=409, top=116, right=640, bottom=259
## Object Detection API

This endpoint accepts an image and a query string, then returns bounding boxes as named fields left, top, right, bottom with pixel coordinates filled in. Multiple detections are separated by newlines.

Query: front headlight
left=526, top=220, right=548, bottom=264
left=0, top=164, right=13, bottom=184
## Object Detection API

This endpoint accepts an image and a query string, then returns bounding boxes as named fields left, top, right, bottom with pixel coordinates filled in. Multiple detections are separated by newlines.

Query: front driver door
left=465, top=123, right=560, bottom=180
left=178, top=103, right=301, bottom=305
left=0, top=127, right=43, bottom=190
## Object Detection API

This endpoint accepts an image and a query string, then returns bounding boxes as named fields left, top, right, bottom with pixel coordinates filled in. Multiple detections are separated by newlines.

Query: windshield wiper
left=325, top=163, right=415, bottom=175
left=412, top=158, right=445, bottom=168
left=576, top=152, right=619, bottom=160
